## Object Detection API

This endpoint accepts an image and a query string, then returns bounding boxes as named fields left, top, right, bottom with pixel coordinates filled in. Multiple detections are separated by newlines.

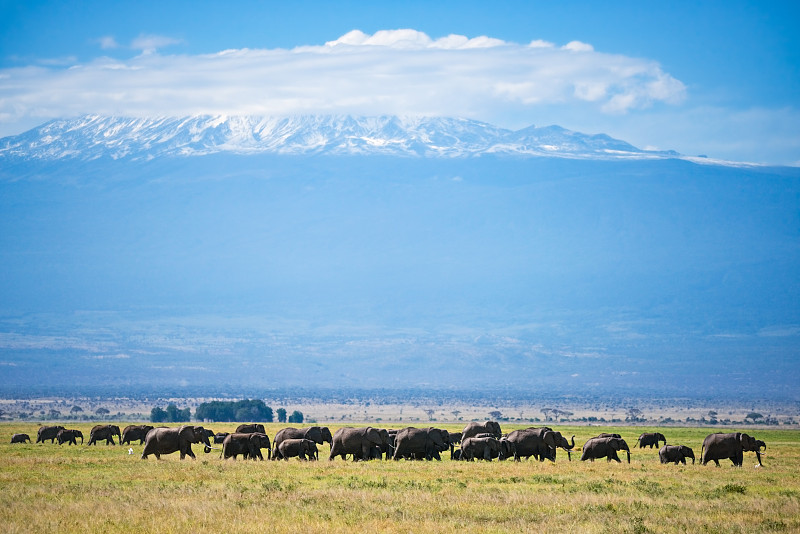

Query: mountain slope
left=0, top=114, right=678, bottom=161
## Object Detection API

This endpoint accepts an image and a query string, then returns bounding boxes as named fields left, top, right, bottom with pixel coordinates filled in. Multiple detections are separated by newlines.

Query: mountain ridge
left=0, top=114, right=680, bottom=161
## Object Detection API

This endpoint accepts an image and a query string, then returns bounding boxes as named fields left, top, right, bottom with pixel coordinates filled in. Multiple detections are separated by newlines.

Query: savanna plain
left=1, top=423, right=798, bottom=534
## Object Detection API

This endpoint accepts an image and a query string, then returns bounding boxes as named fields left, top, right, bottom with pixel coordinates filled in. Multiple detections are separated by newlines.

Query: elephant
left=637, top=432, right=667, bottom=448
left=392, top=427, right=449, bottom=461
left=596, top=433, right=621, bottom=438
left=451, top=449, right=463, bottom=461
left=461, top=421, right=502, bottom=441
left=506, top=428, right=553, bottom=461
left=141, top=425, right=211, bottom=460
left=275, top=438, right=318, bottom=460
left=448, top=431, right=462, bottom=457
left=88, top=424, right=121, bottom=446
left=36, top=425, right=65, bottom=444
left=221, top=432, right=271, bottom=460
left=507, top=427, right=573, bottom=462
left=581, top=436, right=631, bottom=463
left=755, top=439, right=767, bottom=451
left=329, top=427, right=391, bottom=461
left=659, top=444, right=695, bottom=464
left=460, top=436, right=505, bottom=461
left=121, top=425, right=154, bottom=445
left=56, top=429, right=84, bottom=445
left=213, top=432, right=230, bottom=444
left=701, top=432, right=762, bottom=467
left=272, top=426, right=333, bottom=459
left=235, top=423, right=266, bottom=434
left=11, top=433, right=31, bottom=443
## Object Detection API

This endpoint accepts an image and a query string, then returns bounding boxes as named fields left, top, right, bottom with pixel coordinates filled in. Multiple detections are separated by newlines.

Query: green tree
left=150, top=406, right=167, bottom=423
left=288, top=410, right=304, bottom=424
left=276, top=408, right=287, bottom=423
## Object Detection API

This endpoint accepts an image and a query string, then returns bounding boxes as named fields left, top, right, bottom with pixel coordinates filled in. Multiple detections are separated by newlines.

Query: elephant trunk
left=568, top=435, right=575, bottom=449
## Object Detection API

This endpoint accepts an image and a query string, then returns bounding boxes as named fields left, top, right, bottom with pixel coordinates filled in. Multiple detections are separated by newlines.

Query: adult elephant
left=461, top=421, right=501, bottom=441
left=221, top=432, right=271, bottom=460
left=272, top=426, right=333, bottom=459
left=506, top=428, right=552, bottom=461
left=36, top=425, right=65, bottom=444
left=88, top=424, right=121, bottom=446
left=329, top=427, right=390, bottom=461
left=11, top=433, right=31, bottom=443
left=659, top=445, right=695, bottom=464
left=581, top=436, right=631, bottom=463
left=637, top=432, right=667, bottom=448
left=701, top=432, right=762, bottom=467
left=121, top=425, right=154, bottom=445
left=275, top=438, right=318, bottom=460
left=213, top=432, right=229, bottom=444
left=235, top=423, right=266, bottom=434
left=393, top=427, right=449, bottom=461
left=57, top=429, right=83, bottom=445
left=141, top=425, right=211, bottom=460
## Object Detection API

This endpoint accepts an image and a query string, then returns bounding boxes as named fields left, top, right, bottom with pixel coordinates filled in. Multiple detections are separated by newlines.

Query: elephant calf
left=274, top=438, right=318, bottom=460
left=57, top=429, right=84, bottom=445
left=580, top=436, right=631, bottom=463
left=659, top=445, right=695, bottom=465
left=221, top=432, right=271, bottom=460
left=11, top=433, right=31, bottom=443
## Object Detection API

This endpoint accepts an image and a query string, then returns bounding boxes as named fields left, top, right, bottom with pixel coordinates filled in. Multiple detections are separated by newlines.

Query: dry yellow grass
left=2, top=423, right=798, bottom=533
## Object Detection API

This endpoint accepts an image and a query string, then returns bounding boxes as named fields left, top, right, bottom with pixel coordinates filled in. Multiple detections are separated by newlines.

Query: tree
left=488, top=410, right=502, bottom=420
left=276, top=408, right=287, bottom=423
left=288, top=410, right=304, bottom=424
left=424, top=409, right=435, bottom=421
left=70, top=405, right=83, bottom=414
left=625, top=408, right=644, bottom=422
left=451, top=410, right=461, bottom=419
left=745, top=412, right=764, bottom=423
left=95, top=407, right=110, bottom=416
left=194, top=400, right=273, bottom=423
left=150, top=406, right=167, bottom=423
left=541, top=408, right=553, bottom=421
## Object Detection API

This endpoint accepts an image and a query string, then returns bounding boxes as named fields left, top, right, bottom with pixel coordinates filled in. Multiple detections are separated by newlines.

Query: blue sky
left=1, top=0, right=798, bottom=164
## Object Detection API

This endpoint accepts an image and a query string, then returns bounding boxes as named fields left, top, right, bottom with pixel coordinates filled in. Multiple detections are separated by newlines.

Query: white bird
left=128, top=448, right=134, bottom=455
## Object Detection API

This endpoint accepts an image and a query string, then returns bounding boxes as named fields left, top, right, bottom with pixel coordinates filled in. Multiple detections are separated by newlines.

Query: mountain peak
left=0, top=114, right=679, bottom=161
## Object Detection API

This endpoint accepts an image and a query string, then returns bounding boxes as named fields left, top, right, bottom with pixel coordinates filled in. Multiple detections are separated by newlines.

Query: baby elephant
left=659, top=444, right=695, bottom=464
left=274, top=438, right=318, bottom=460
left=11, top=433, right=31, bottom=443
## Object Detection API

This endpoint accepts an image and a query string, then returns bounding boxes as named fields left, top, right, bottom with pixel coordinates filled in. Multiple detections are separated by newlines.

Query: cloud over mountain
left=0, top=29, right=685, bottom=131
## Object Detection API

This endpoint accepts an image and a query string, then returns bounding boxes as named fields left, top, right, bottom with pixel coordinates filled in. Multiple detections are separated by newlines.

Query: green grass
left=2, top=423, right=798, bottom=533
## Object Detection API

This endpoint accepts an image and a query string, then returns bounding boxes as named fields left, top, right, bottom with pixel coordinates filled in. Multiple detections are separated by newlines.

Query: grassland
left=1, top=423, right=798, bottom=533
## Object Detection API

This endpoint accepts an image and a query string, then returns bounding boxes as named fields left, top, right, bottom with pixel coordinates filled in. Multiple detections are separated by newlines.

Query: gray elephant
left=506, top=428, right=552, bottom=461
left=461, top=421, right=502, bottom=441
left=36, top=425, right=65, bottom=444
left=329, top=427, right=390, bottom=461
left=11, top=433, right=31, bottom=443
left=221, top=432, right=271, bottom=460
left=213, top=432, right=229, bottom=444
left=393, top=427, right=449, bottom=461
left=272, top=426, right=333, bottom=459
left=275, top=438, right=318, bottom=460
left=88, top=424, right=121, bottom=446
left=141, top=425, right=211, bottom=460
left=581, top=436, right=631, bottom=463
left=121, top=425, right=154, bottom=445
left=460, top=436, right=504, bottom=461
left=659, top=444, right=695, bottom=464
left=235, top=423, right=266, bottom=434
left=56, top=429, right=84, bottom=445
left=701, top=432, right=762, bottom=467
left=637, top=432, right=667, bottom=448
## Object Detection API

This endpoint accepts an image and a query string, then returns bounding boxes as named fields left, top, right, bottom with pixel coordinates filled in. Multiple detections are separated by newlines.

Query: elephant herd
left=15, top=423, right=767, bottom=468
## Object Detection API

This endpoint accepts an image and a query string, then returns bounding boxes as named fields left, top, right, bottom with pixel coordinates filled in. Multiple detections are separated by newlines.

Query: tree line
left=150, top=399, right=303, bottom=424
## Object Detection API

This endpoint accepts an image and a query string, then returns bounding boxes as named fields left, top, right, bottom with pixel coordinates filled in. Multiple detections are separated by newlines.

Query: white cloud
left=0, top=29, right=684, bottom=133
left=97, top=36, right=120, bottom=50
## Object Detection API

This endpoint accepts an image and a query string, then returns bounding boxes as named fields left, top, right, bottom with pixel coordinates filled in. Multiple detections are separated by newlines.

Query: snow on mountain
left=0, top=114, right=679, bottom=161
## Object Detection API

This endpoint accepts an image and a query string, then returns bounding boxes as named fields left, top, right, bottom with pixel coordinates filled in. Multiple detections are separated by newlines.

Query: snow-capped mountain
left=0, top=114, right=678, bottom=160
